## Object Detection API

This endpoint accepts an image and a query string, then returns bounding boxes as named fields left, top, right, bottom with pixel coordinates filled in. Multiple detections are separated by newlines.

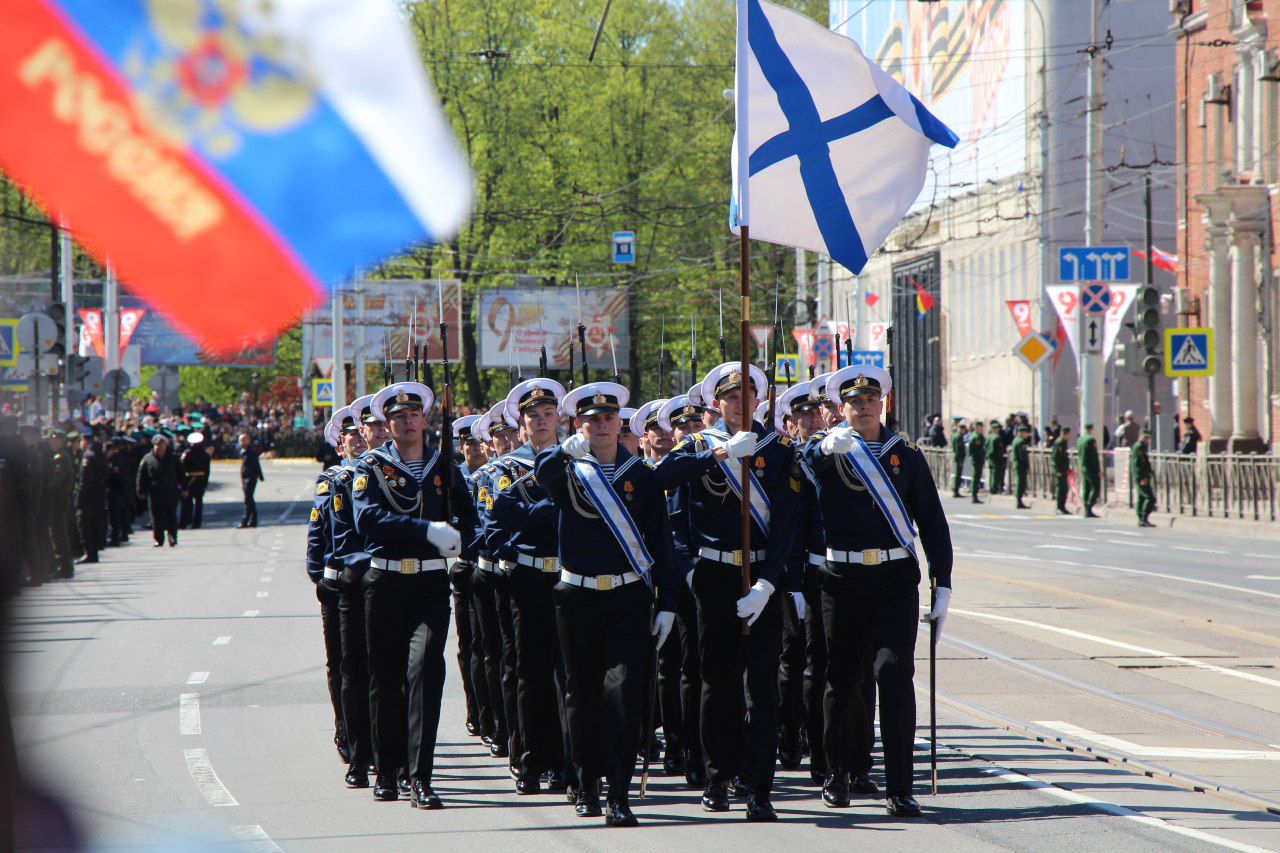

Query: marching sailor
left=654, top=363, right=801, bottom=821
left=450, top=413, right=488, bottom=740
left=534, top=381, right=679, bottom=827
left=801, top=364, right=952, bottom=817
left=351, top=381, right=478, bottom=808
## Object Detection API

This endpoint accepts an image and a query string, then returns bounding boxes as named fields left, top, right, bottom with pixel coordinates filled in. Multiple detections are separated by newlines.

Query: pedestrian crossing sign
left=775, top=354, right=799, bottom=382
left=312, top=377, right=335, bottom=407
left=0, top=319, right=16, bottom=368
left=1163, top=328, right=1213, bottom=377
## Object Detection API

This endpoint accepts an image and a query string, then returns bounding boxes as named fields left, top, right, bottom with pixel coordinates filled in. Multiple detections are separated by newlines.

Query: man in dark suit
left=237, top=432, right=265, bottom=528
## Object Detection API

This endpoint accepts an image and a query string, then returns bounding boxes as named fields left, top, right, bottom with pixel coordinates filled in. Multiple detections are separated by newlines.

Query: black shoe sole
left=605, top=815, right=638, bottom=827
left=702, top=799, right=730, bottom=812
left=746, top=810, right=777, bottom=822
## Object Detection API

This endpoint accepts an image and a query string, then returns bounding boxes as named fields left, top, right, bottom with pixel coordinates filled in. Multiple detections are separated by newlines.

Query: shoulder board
left=496, top=473, right=513, bottom=491
left=690, top=433, right=706, bottom=445
left=316, top=480, right=330, bottom=495
left=779, top=435, right=792, bottom=446
left=905, top=440, right=916, bottom=451
left=333, top=469, right=352, bottom=483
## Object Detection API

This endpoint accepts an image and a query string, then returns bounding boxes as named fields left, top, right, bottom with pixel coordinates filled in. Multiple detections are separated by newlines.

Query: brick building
left=1175, top=0, right=1279, bottom=453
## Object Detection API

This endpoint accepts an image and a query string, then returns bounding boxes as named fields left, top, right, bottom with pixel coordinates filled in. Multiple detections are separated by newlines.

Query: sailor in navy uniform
left=654, top=394, right=708, bottom=788
left=653, top=363, right=800, bottom=821
left=802, top=365, right=952, bottom=817
left=306, top=405, right=364, bottom=773
left=450, top=413, right=488, bottom=741
left=489, top=379, right=573, bottom=795
left=534, top=382, right=678, bottom=828
left=329, top=392, right=386, bottom=789
left=351, top=382, right=478, bottom=809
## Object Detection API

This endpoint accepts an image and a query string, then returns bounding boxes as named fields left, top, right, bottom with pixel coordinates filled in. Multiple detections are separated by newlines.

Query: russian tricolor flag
left=0, top=0, right=472, bottom=351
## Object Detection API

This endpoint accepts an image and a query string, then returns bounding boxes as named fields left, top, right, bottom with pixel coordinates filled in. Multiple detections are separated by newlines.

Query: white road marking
left=183, top=748, right=237, bottom=806
left=1172, top=545, right=1230, bottom=555
left=1034, top=544, right=1089, bottom=552
left=1050, top=534, right=1094, bottom=542
left=179, top=694, right=201, bottom=736
left=262, top=566, right=274, bottom=573
left=1035, top=721, right=1280, bottom=761
left=979, top=766, right=1272, bottom=852
left=1247, top=575, right=1280, bottom=581
left=234, top=825, right=283, bottom=852
left=260, top=576, right=272, bottom=583
left=212, top=636, right=232, bottom=646
left=256, top=591, right=269, bottom=598
left=1108, top=530, right=1142, bottom=537
left=1106, top=539, right=1156, bottom=548
left=1086, top=563, right=1280, bottom=602
left=951, top=607, right=1280, bottom=689
left=186, top=672, right=209, bottom=685
left=241, top=610, right=259, bottom=618
left=1245, top=553, right=1280, bottom=561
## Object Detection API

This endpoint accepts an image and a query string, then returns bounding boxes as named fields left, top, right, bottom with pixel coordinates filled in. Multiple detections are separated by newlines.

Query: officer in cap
left=687, top=383, right=719, bottom=431
left=534, top=381, right=678, bottom=827
left=136, top=433, right=182, bottom=548
left=949, top=421, right=968, bottom=497
left=1010, top=422, right=1032, bottom=509
left=618, top=408, right=641, bottom=456
left=45, top=428, right=76, bottom=577
left=179, top=431, right=211, bottom=529
left=306, top=406, right=365, bottom=775
left=1131, top=428, right=1156, bottom=527
left=655, top=363, right=801, bottom=821
left=986, top=419, right=1007, bottom=496
left=449, top=412, right=488, bottom=741
left=351, top=381, right=478, bottom=808
left=810, top=372, right=841, bottom=428
left=631, top=400, right=672, bottom=466
left=802, top=364, right=952, bottom=817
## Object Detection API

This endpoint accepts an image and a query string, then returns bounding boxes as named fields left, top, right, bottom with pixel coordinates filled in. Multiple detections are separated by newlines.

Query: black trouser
left=801, top=568, right=828, bottom=775
left=675, top=573, right=703, bottom=770
left=241, top=478, right=258, bottom=525
left=692, top=559, right=783, bottom=793
left=656, top=605, right=683, bottom=759
left=49, top=509, right=73, bottom=575
left=316, top=579, right=344, bottom=739
left=180, top=488, right=205, bottom=528
left=470, top=565, right=512, bottom=748
left=107, top=496, right=129, bottom=544
left=493, top=570, right=522, bottom=764
left=467, top=566, right=500, bottom=740
left=364, top=567, right=451, bottom=784
left=821, top=558, right=920, bottom=795
left=990, top=460, right=1006, bottom=495
left=339, top=563, right=373, bottom=771
left=76, top=508, right=104, bottom=562
left=150, top=501, right=178, bottom=545
left=448, top=561, right=479, bottom=730
left=777, top=585, right=806, bottom=755
left=554, top=579, right=651, bottom=801
left=509, top=566, right=571, bottom=780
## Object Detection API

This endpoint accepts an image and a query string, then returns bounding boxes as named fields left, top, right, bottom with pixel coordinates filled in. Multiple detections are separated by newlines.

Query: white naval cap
left=370, top=382, right=434, bottom=422
left=630, top=399, right=669, bottom=437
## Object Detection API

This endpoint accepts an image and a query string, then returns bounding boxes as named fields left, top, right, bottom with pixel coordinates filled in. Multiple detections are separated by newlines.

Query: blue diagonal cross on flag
left=731, top=0, right=958, bottom=274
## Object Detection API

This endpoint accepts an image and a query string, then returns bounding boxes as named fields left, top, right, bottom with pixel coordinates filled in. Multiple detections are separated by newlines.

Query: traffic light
left=46, top=301, right=67, bottom=360
left=65, top=353, right=90, bottom=386
left=1136, top=284, right=1162, bottom=375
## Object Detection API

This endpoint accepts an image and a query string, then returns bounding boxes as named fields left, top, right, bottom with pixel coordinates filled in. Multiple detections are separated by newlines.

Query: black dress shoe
left=685, top=764, right=706, bottom=789
left=335, top=732, right=351, bottom=765
left=702, top=782, right=730, bottom=812
left=543, top=769, right=567, bottom=792
left=565, top=782, right=579, bottom=804
left=663, top=753, right=686, bottom=775
left=849, top=772, right=880, bottom=796
left=508, top=761, right=522, bottom=780
left=488, top=740, right=509, bottom=759
left=822, top=776, right=850, bottom=808
left=886, top=793, right=922, bottom=817
left=410, top=780, right=443, bottom=809
left=745, top=792, right=777, bottom=822
left=808, top=765, right=828, bottom=786
left=465, top=720, right=480, bottom=736
left=345, top=768, right=370, bottom=788
left=1085, top=509, right=1100, bottom=518
left=373, top=775, right=398, bottom=801
left=605, top=799, right=637, bottom=827
left=729, top=776, right=749, bottom=798
left=397, top=775, right=412, bottom=795
left=1016, top=501, right=1029, bottom=509
left=778, top=748, right=802, bottom=771
left=153, top=542, right=164, bottom=548
left=515, top=775, right=540, bottom=795
left=237, top=522, right=250, bottom=529
left=575, top=787, right=602, bottom=818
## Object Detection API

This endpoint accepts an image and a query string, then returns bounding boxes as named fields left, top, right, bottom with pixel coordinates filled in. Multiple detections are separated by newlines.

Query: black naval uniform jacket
left=534, top=443, right=679, bottom=613
left=305, top=465, right=341, bottom=583
left=801, top=426, right=952, bottom=589
left=653, top=419, right=800, bottom=591
left=351, top=442, right=479, bottom=567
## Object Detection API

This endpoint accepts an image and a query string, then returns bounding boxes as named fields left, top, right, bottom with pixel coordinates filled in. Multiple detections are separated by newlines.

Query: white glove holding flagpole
left=736, top=578, right=775, bottom=626
left=724, top=430, right=757, bottom=460
left=820, top=426, right=855, bottom=456
left=426, top=521, right=462, bottom=558
left=920, top=586, right=952, bottom=639
left=651, top=610, right=676, bottom=650
left=561, top=433, right=590, bottom=459
left=791, top=591, right=806, bottom=621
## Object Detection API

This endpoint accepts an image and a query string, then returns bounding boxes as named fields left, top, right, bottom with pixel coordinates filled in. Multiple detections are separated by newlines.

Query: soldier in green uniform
left=967, top=421, right=986, bottom=504
left=949, top=422, right=967, bottom=497
left=1010, top=423, right=1031, bottom=509
left=1051, top=426, right=1071, bottom=515
left=1076, top=423, right=1101, bottom=518
left=986, top=419, right=1007, bottom=495
left=46, top=429, right=77, bottom=579
left=1131, top=428, right=1156, bottom=527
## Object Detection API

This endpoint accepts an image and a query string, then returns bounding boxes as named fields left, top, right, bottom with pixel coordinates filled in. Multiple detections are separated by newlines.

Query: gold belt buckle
left=540, top=558, right=557, bottom=573
left=400, top=559, right=416, bottom=574
left=595, top=575, right=613, bottom=591
left=729, top=550, right=743, bottom=566
left=861, top=549, right=881, bottom=566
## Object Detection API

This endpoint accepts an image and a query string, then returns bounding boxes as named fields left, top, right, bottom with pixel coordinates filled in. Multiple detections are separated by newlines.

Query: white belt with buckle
left=698, top=546, right=766, bottom=566
left=825, top=547, right=910, bottom=566
left=477, top=557, right=496, bottom=572
left=513, top=554, right=559, bottom=573
left=807, top=552, right=825, bottom=567
left=374, top=557, right=448, bottom=574
left=559, top=569, right=642, bottom=590
left=322, top=567, right=340, bottom=581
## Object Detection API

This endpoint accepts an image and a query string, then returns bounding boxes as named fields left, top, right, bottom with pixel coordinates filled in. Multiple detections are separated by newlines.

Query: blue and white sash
left=571, top=457, right=654, bottom=585
left=841, top=433, right=918, bottom=555
left=700, top=428, right=772, bottom=535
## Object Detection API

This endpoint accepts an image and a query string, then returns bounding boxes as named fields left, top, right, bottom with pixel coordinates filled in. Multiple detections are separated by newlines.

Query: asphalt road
left=7, top=460, right=1280, bottom=851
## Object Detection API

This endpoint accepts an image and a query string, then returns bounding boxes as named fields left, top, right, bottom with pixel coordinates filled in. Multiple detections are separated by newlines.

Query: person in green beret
left=1010, top=423, right=1031, bottom=509
left=1077, top=423, right=1100, bottom=518
left=986, top=419, right=1007, bottom=496
left=949, top=421, right=967, bottom=497
left=1051, top=426, right=1071, bottom=515
left=1131, top=428, right=1156, bottom=527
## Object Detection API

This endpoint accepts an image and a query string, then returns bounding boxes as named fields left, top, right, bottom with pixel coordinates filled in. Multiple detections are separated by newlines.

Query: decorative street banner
left=121, top=298, right=274, bottom=366
left=477, top=287, right=629, bottom=372
left=309, top=279, right=462, bottom=364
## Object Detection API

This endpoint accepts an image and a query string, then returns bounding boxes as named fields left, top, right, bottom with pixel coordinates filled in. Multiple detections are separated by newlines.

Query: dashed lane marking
left=186, top=672, right=209, bottom=685
left=256, top=591, right=269, bottom=598
left=183, top=748, right=237, bottom=806
left=1106, top=539, right=1156, bottom=547
left=241, top=610, right=259, bottom=618
left=1035, top=721, right=1280, bottom=761
left=212, top=636, right=231, bottom=646
left=260, top=577, right=273, bottom=583
left=234, top=825, right=282, bottom=852
left=179, top=693, right=201, bottom=736
left=1172, top=545, right=1230, bottom=555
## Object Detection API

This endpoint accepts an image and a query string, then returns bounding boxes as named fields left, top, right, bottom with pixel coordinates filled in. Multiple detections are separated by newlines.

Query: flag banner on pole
left=1005, top=299, right=1033, bottom=337
left=0, top=0, right=472, bottom=352
left=1133, top=247, right=1178, bottom=274
left=729, top=0, right=957, bottom=274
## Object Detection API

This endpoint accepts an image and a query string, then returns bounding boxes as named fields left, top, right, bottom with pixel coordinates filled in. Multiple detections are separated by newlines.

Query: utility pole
left=1079, top=0, right=1106, bottom=434
left=1143, top=174, right=1156, bottom=436
left=104, top=262, right=119, bottom=373
left=331, top=290, right=347, bottom=412
left=354, top=281, right=366, bottom=398
left=794, top=247, right=808, bottom=327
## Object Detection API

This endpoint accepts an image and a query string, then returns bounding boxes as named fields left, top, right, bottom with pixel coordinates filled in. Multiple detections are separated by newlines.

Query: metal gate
left=891, top=252, right=942, bottom=437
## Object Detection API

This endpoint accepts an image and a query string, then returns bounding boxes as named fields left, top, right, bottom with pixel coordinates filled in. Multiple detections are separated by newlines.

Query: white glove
left=686, top=569, right=695, bottom=590
left=724, top=430, right=758, bottom=460
left=561, top=433, right=590, bottom=459
left=820, top=426, right=855, bottom=456
left=920, top=586, right=952, bottom=639
left=735, top=578, right=775, bottom=626
left=426, top=521, right=462, bottom=558
left=791, top=591, right=806, bottom=621
left=651, top=610, right=676, bottom=650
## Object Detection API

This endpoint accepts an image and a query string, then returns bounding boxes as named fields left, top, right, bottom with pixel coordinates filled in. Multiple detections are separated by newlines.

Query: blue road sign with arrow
left=1059, top=246, right=1130, bottom=282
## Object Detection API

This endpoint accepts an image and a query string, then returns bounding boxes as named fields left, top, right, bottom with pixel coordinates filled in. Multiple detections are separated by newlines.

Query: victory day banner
left=477, top=287, right=630, bottom=372
left=309, top=280, right=462, bottom=364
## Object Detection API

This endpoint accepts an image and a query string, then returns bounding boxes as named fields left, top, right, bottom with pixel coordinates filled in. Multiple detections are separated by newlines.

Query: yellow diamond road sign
left=1013, top=332, right=1051, bottom=369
